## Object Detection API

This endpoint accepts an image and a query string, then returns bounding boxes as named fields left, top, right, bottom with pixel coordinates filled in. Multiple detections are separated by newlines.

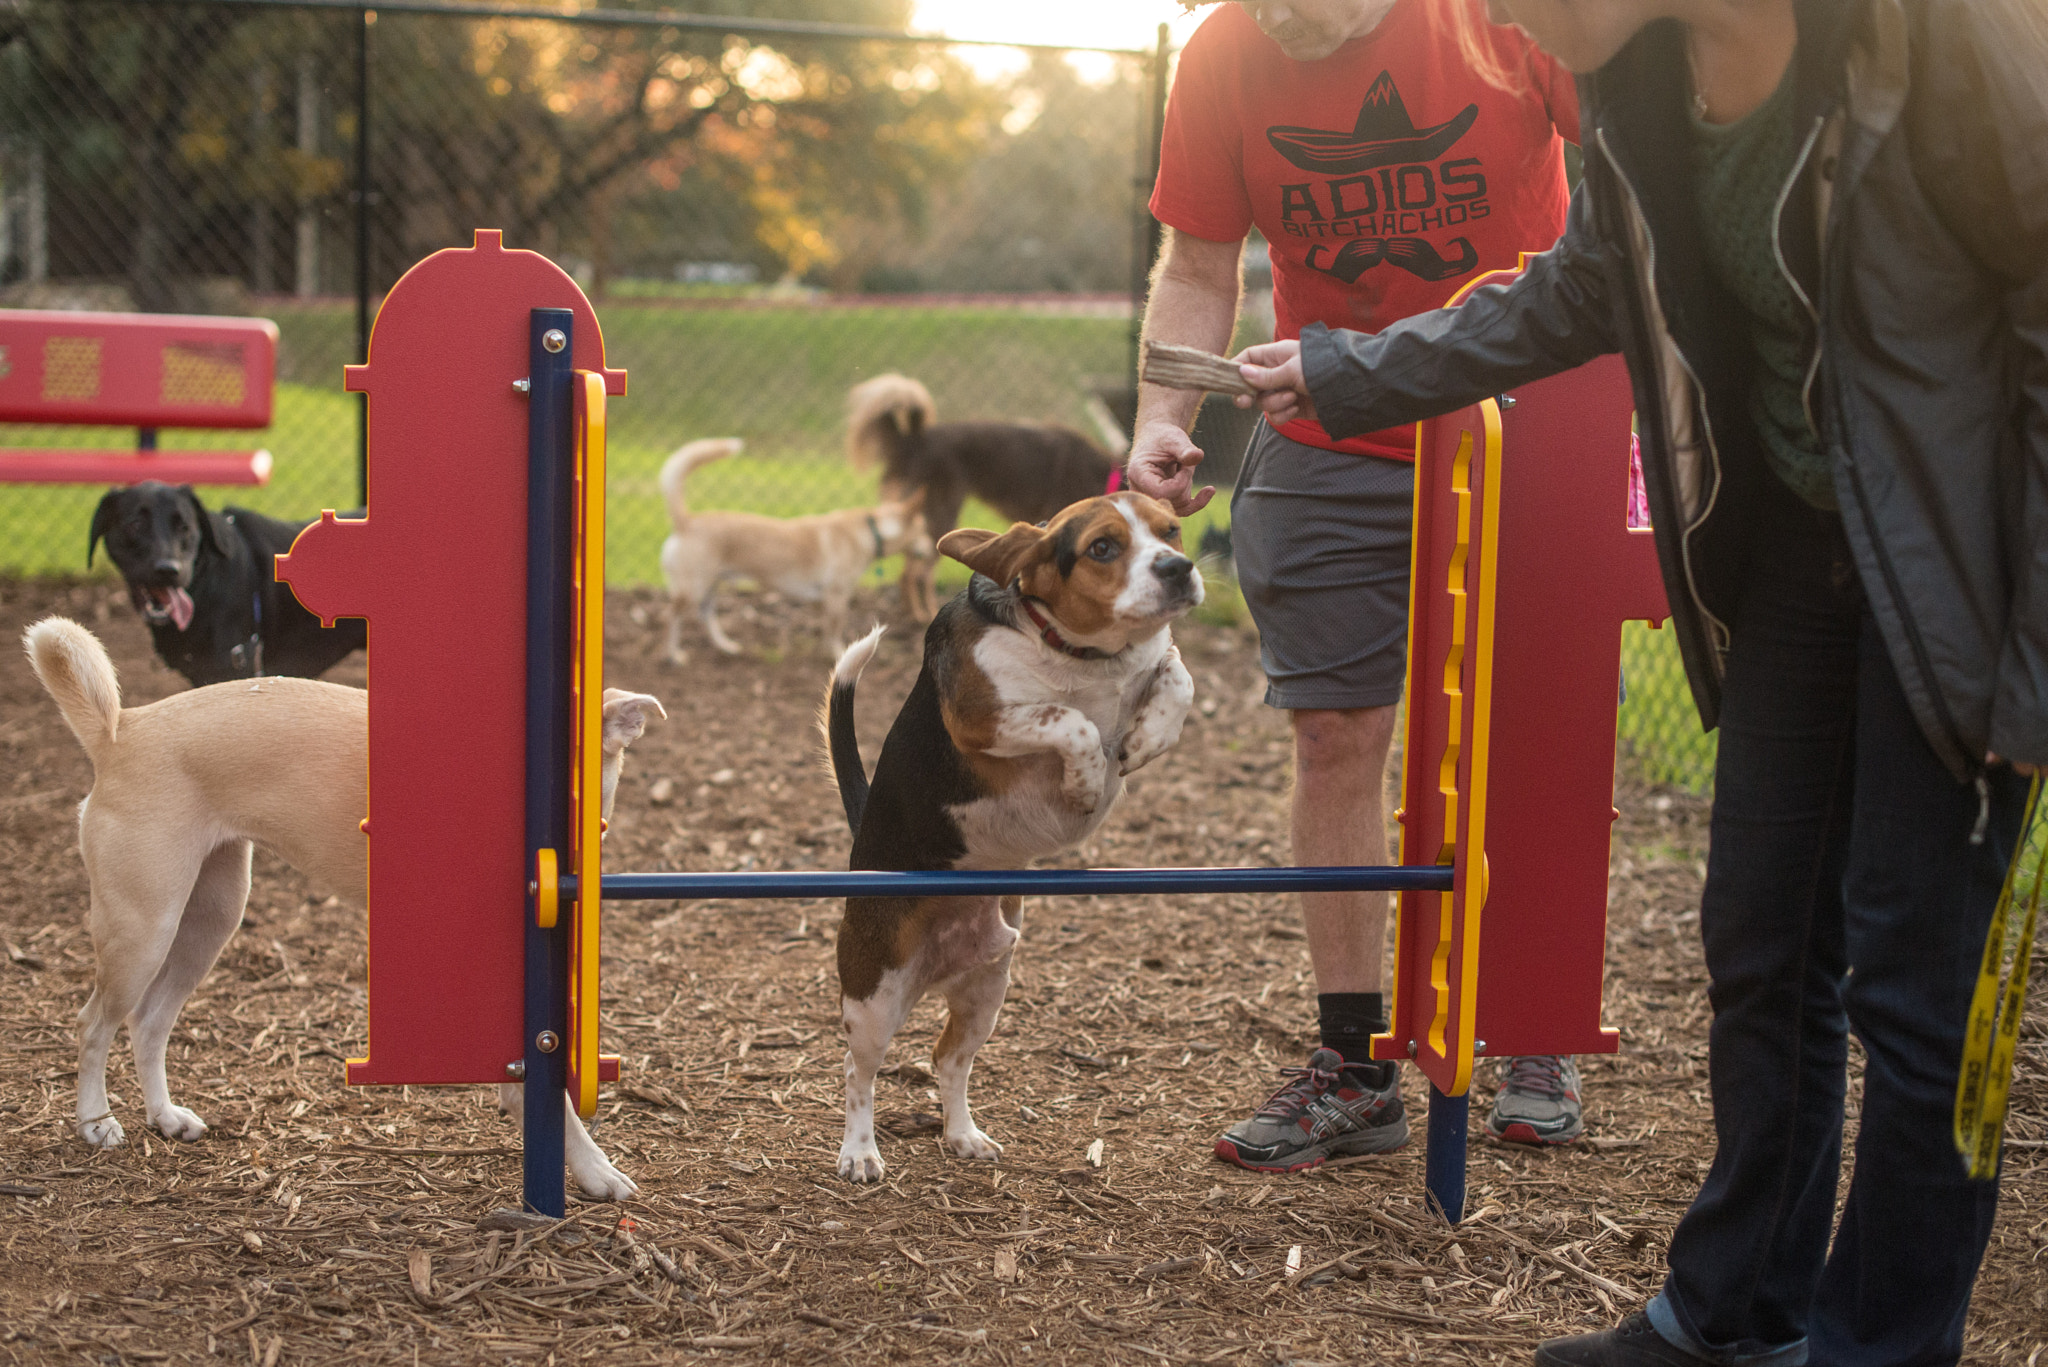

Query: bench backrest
left=0, top=310, right=277, bottom=429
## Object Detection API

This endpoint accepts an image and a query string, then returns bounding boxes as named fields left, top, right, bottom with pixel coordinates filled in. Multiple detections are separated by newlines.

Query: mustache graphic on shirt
left=1305, top=235, right=1479, bottom=284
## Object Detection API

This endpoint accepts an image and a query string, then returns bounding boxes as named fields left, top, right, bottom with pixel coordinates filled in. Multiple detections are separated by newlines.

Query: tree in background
left=0, top=0, right=1135, bottom=307
left=834, top=50, right=1144, bottom=295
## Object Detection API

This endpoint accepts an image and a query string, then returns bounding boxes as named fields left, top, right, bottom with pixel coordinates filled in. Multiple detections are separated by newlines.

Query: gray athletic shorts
left=1230, top=420, right=1415, bottom=711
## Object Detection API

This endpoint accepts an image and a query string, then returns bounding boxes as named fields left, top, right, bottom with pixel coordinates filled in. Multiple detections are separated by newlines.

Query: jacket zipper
left=1596, top=124, right=1732, bottom=658
left=1774, top=116, right=1826, bottom=439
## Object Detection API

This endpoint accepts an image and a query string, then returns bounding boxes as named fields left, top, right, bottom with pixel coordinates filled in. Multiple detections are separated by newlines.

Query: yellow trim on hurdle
left=1449, top=400, right=1505, bottom=1099
left=534, top=847, right=559, bottom=929
left=1425, top=425, right=1477, bottom=1063
left=569, top=370, right=607, bottom=1121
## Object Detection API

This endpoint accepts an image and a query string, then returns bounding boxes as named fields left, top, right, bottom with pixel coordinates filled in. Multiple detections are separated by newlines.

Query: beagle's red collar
left=1019, top=596, right=1108, bottom=660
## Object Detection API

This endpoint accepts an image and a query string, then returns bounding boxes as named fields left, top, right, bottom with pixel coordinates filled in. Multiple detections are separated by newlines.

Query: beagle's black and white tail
left=820, top=625, right=884, bottom=833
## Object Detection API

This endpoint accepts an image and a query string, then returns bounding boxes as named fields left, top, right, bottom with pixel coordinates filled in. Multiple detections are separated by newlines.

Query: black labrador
left=88, top=481, right=366, bottom=687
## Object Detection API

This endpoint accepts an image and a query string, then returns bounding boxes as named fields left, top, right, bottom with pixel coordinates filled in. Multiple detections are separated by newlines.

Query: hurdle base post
left=521, top=305, right=579, bottom=1218
left=1424, top=1085, right=1468, bottom=1225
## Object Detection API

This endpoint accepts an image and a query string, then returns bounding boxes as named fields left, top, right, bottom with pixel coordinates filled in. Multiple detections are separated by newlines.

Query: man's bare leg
left=1290, top=705, right=1399, bottom=994
left=1212, top=703, right=1412, bottom=1171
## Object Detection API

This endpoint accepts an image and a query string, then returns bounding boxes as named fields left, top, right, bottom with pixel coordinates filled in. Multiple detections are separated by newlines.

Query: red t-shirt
left=1151, top=2, right=1578, bottom=460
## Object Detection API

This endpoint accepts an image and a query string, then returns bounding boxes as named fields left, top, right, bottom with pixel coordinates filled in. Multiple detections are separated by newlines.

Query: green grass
left=1620, top=620, right=1716, bottom=792
left=0, top=299, right=1248, bottom=600
left=1, top=300, right=1143, bottom=583
left=0, top=297, right=1703, bottom=788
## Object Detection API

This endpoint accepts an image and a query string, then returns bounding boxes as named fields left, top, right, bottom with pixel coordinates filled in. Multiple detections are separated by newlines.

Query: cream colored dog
left=658, top=437, right=930, bottom=660
left=25, top=617, right=665, bottom=1200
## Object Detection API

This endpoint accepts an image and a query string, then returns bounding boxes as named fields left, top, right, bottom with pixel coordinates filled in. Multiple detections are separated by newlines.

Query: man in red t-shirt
left=1127, top=0, right=1584, bottom=1171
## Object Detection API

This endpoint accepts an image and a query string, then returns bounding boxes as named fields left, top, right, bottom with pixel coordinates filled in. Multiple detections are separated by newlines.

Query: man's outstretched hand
left=1126, top=420, right=1216, bottom=516
left=1232, top=340, right=1316, bottom=427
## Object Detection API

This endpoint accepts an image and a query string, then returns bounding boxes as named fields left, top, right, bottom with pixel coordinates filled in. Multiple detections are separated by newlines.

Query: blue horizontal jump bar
left=568, top=864, right=1454, bottom=900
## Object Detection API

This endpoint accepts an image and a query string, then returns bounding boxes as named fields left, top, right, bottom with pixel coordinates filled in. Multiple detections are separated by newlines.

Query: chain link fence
left=0, top=0, right=1714, bottom=789
left=0, top=0, right=1166, bottom=576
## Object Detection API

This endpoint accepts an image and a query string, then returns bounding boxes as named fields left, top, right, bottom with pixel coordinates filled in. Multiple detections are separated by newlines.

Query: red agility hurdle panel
left=1379, top=292, right=1667, bottom=1095
left=0, top=309, right=278, bottom=484
left=274, top=230, right=624, bottom=1086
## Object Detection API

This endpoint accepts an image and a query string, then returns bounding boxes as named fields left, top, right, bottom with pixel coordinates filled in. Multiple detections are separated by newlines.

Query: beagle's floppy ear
left=938, top=523, right=1049, bottom=587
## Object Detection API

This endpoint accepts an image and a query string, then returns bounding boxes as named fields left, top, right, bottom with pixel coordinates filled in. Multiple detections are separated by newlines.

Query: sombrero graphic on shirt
left=1266, top=71, right=1479, bottom=174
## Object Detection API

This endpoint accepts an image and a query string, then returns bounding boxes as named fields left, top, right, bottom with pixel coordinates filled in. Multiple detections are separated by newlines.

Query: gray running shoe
left=1485, top=1054, right=1584, bottom=1144
left=1214, top=1047, right=1408, bottom=1172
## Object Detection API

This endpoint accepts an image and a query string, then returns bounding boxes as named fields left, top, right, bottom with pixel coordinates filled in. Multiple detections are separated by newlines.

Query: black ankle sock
left=1319, top=992, right=1393, bottom=1085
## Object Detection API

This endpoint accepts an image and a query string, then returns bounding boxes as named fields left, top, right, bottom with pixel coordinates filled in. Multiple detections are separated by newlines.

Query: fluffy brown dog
left=846, top=374, right=1122, bottom=621
left=25, top=617, right=664, bottom=1199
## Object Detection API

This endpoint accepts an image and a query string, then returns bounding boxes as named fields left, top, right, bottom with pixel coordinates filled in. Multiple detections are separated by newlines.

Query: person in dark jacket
left=1178, top=0, right=2048, bottom=1363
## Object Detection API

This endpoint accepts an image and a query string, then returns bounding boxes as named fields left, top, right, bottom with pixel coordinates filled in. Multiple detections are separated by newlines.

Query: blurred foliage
left=0, top=1, right=1140, bottom=303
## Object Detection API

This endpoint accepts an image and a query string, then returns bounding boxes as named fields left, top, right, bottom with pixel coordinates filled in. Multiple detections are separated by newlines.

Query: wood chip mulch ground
left=1, top=575, right=2042, bottom=1365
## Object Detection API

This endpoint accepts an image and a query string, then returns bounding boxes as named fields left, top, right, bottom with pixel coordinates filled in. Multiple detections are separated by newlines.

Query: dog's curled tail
left=845, top=373, right=935, bottom=475
left=24, top=617, right=121, bottom=760
left=657, top=437, right=744, bottom=527
left=819, top=625, right=884, bottom=833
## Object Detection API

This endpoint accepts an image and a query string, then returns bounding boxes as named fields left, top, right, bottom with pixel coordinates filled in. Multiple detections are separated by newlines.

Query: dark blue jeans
left=1647, top=484, right=2028, bottom=1367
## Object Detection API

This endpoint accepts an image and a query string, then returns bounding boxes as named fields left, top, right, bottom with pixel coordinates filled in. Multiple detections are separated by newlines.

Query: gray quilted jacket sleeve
left=1917, top=0, right=2048, bottom=766
left=1299, top=182, right=1624, bottom=442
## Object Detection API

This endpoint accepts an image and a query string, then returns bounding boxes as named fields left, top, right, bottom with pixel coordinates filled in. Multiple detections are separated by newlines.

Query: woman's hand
left=1988, top=752, right=2042, bottom=777
left=1232, top=340, right=1316, bottom=426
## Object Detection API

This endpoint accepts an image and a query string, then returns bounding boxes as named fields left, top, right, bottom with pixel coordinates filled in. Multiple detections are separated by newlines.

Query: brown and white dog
left=24, top=617, right=664, bottom=1200
left=658, top=437, right=931, bottom=661
left=821, top=493, right=1202, bottom=1181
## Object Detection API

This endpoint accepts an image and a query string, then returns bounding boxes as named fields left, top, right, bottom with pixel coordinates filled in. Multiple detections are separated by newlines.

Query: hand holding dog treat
left=1141, top=340, right=1260, bottom=397
left=1230, top=339, right=1316, bottom=426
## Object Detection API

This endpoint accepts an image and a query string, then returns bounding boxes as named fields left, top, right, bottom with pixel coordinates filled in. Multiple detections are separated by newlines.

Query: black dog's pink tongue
left=168, top=587, right=194, bottom=632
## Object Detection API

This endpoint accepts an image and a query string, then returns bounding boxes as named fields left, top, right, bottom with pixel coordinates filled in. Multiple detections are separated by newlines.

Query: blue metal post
left=1424, top=1085, right=1468, bottom=1224
left=580, top=864, right=1453, bottom=901
left=521, top=308, right=576, bottom=1217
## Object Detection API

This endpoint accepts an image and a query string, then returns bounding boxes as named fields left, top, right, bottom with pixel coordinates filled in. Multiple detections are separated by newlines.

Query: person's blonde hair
left=1426, top=0, right=1526, bottom=93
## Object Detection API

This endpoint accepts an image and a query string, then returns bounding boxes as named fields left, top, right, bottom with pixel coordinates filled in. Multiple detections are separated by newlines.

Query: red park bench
left=0, top=308, right=278, bottom=485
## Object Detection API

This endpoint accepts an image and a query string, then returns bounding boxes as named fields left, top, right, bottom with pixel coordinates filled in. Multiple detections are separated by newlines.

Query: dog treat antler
left=1141, top=342, right=1258, bottom=398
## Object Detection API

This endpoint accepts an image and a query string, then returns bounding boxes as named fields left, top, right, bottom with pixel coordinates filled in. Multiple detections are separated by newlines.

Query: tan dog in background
left=25, top=617, right=664, bottom=1200
left=658, top=437, right=931, bottom=660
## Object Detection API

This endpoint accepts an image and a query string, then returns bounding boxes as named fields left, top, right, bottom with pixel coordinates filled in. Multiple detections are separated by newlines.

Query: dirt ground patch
left=1, top=575, right=2042, bottom=1366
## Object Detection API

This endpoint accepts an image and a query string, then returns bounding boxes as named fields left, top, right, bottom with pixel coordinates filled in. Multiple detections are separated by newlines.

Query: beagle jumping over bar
left=821, top=492, right=1202, bottom=1181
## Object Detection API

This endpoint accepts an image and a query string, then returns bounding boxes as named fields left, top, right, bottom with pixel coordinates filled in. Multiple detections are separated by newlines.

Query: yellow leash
left=1955, top=774, right=2045, bottom=1179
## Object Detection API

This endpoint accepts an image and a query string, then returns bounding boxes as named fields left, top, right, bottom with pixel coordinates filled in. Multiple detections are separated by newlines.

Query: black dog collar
left=865, top=514, right=886, bottom=562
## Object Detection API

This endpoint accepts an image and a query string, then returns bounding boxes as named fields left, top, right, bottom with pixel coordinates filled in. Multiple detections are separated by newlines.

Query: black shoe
left=1534, top=1313, right=1717, bottom=1367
